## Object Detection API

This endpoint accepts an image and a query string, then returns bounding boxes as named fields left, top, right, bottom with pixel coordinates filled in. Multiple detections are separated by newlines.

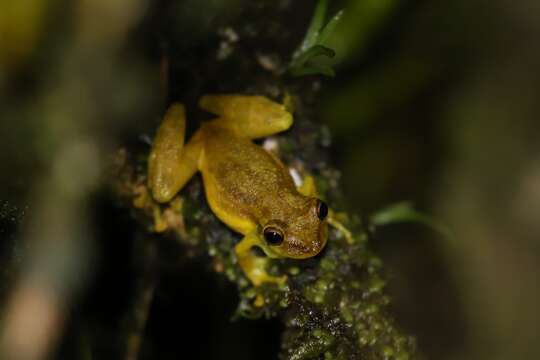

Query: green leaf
left=295, top=0, right=328, bottom=57
left=318, top=9, right=344, bottom=45
left=293, top=44, right=335, bottom=65
left=290, top=45, right=336, bottom=77
left=370, top=201, right=452, bottom=239
left=289, top=0, right=344, bottom=77
left=290, top=64, right=335, bottom=77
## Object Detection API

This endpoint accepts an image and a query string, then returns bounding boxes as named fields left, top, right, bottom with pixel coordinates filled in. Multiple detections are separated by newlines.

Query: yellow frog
left=147, top=95, right=332, bottom=286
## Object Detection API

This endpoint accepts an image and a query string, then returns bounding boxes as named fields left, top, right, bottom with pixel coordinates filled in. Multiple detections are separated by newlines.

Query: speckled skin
left=201, top=123, right=327, bottom=258
left=148, top=95, right=328, bottom=285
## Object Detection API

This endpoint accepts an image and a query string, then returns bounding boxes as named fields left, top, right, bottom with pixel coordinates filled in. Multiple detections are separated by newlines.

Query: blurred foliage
left=0, top=0, right=48, bottom=68
left=323, top=0, right=400, bottom=64
left=289, top=0, right=343, bottom=77
left=370, top=201, right=451, bottom=239
left=2, top=0, right=540, bottom=359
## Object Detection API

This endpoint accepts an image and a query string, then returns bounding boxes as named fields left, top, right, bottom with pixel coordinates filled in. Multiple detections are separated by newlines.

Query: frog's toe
left=252, top=273, right=287, bottom=287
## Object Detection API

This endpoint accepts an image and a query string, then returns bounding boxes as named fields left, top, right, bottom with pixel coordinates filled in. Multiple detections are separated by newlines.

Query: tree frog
left=148, top=95, right=330, bottom=286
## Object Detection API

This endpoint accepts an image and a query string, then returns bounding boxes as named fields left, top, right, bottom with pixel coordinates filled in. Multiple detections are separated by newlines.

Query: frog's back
left=199, top=123, right=297, bottom=234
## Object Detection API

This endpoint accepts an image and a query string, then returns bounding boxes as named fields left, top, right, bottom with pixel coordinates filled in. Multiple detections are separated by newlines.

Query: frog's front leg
left=148, top=103, right=203, bottom=203
left=199, top=95, right=293, bottom=139
left=235, top=231, right=287, bottom=286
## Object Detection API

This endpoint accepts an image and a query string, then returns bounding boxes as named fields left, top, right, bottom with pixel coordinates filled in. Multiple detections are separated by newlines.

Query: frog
left=147, top=95, right=341, bottom=286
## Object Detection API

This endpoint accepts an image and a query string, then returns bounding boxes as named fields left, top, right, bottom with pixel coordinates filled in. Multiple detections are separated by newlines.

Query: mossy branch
left=110, top=99, right=416, bottom=359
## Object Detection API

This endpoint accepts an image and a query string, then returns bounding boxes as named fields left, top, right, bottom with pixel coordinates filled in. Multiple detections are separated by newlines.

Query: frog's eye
left=263, top=226, right=284, bottom=246
left=316, top=200, right=328, bottom=220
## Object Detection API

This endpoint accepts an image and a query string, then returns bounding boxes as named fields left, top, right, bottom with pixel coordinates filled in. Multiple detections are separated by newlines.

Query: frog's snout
left=314, top=223, right=328, bottom=255
left=285, top=224, right=328, bottom=259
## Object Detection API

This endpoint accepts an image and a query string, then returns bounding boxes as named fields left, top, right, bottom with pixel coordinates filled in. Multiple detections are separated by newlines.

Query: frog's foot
left=133, top=183, right=185, bottom=233
left=152, top=206, right=168, bottom=233
left=327, top=212, right=354, bottom=244
left=243, top=256, right=287, bottom=286
left=132, top=185, right=167, bottom=232
left=235, top=232, right=287, bottom=287
left=153, top=197, right=187, bottom=234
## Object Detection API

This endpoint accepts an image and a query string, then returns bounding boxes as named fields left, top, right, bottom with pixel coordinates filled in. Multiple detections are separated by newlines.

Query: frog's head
left=261, top=198, right=329, bottom=259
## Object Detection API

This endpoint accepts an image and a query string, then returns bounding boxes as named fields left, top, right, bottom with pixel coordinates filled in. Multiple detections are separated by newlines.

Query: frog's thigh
left=235, top=231, right=286, bottom=286
left=199, top=95, right=292, bottom=139
left=148, top=103, right=202, bottom=203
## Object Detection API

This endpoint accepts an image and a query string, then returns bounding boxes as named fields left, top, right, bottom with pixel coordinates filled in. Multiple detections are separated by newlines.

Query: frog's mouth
left=283, top=224, right=328, bottom=259
left=285, top=243, right=324, bottom=258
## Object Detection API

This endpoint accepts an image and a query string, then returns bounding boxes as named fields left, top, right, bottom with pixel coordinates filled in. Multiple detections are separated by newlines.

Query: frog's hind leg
left=148, top=103, right=203, bottom=203
left=199, top=95, right=293, bottom=139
